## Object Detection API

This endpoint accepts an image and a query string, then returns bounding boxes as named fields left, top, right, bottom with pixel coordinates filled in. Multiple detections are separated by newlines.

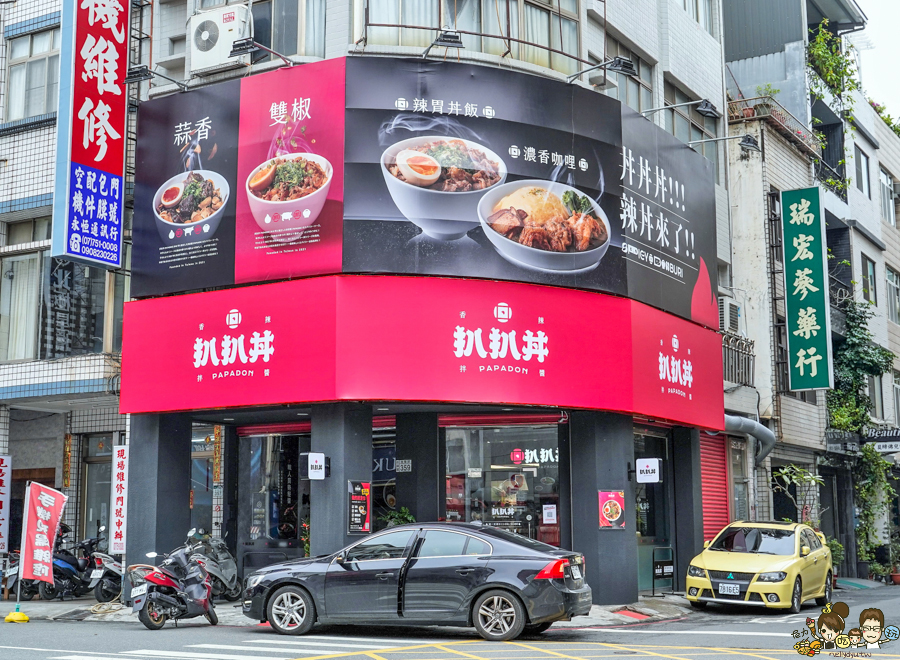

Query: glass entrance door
left=445, top=425, right=562, bottom=546
left=634, top=430, right=671, bottom=591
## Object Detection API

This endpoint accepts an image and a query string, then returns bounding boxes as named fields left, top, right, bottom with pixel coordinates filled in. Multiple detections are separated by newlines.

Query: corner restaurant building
left=120, top=57, right=727, bottom=604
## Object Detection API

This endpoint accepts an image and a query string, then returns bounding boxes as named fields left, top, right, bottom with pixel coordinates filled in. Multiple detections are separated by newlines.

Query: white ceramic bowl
left=153, top=170, right=230, bottom=246
left=477, top=179, right=611, bottom=272
left=381, top=136, right=508, bottom=240
left=245, top=153, right=333, bottom=234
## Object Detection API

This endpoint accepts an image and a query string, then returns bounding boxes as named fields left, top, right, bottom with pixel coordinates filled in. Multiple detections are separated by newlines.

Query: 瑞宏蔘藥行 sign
left=779, top=187, right=833, bottom=391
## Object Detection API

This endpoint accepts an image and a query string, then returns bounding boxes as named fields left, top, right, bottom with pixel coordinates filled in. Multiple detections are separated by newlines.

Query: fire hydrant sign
left=110, top=446, right=129, bottom=554
left=0, top=455, right=10, bottom=553
left=51, top=0, right=129, bottom=268
left=21, top=483, right=67, bottom=583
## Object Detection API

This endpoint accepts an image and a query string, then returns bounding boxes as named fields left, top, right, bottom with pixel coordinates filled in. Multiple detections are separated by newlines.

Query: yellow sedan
left=685, top=521, right=832, bottom=612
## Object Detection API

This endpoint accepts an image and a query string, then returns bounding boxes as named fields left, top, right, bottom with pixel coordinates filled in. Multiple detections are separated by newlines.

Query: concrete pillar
left=126, top=413, right=192, bottom=570
left=569, top=411, right=638, bottom=605
left=221, top=425, right=239, bottom=557
left=394, top=412, right=441, bottom=522
left=310, top=403, right=372, bottom=555
left=672, top=426, right=704, bottom=591
left=0, top=405, right=8, bottom=455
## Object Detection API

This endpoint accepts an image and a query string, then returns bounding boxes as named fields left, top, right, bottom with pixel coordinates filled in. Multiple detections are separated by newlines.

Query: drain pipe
left=725, top=414, right=776, bottom=466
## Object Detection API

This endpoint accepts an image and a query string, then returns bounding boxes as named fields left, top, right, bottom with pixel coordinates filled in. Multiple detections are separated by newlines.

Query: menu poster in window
left=598, top=490, right=625, bottom=529
left=0, top=455, right=9, bottom=553
left=348, top=480, right=371, bottom=534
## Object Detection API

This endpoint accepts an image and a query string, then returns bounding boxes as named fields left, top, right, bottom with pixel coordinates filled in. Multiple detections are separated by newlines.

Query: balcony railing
left=728, top=96, right=823, bottom=158
left=723, top=331, right=755, bottom=387
left=815, top=159, right=848, bottom=202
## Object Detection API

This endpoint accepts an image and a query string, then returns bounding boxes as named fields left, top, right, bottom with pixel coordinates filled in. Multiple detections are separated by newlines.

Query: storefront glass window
left=445, top=425, right=560, bottom=546
left=730, top=439, right=749, bottom=521
left=191, top=426, right=215, bottom=533
left=247, top=434, right=310, bottom=541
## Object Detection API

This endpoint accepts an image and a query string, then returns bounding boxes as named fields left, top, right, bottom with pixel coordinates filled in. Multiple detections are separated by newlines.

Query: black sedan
left=242, top=522, right=592, bottom=640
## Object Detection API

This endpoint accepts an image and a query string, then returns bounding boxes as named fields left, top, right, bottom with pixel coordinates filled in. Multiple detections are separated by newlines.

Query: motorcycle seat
left=54, top=553, right=79, bottom=569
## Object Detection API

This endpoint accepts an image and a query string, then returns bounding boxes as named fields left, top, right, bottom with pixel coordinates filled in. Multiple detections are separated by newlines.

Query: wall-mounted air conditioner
left=189, top=5, right=250, bottom=77
left=718, top=297, right=743, bottom=335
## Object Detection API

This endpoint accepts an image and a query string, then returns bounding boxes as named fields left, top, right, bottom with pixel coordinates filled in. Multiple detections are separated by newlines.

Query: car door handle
left=456, top=568, right=474, bottom=575
left=376, top=572, right=394, bottom=579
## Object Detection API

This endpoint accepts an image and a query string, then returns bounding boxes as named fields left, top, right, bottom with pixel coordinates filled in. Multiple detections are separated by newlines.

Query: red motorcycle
left=128, top=541, right=217, bottom=630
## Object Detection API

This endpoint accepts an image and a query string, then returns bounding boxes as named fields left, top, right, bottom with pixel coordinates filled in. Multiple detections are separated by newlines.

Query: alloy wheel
left=477, top=595, right=517, bottom=636
left=790, top=578, right=802, bottom=613
left=271, top=591, right=306, bottom=629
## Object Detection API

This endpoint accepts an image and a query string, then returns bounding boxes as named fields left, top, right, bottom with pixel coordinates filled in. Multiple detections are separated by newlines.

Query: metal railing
left=829, top=273, right=852, bottom=307
left=722, top=331, right=755, bottom=387
left=359, top=0, right=595, bottom=76
left=728, top=96, right=823, bottom=157
left=815, top=159, right=848, bottom=201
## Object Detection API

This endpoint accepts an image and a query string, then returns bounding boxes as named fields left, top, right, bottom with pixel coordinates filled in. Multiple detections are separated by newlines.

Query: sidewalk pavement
left=4, top=594, right=694, bottom=627
left=836, top=577, right=890, bottom=590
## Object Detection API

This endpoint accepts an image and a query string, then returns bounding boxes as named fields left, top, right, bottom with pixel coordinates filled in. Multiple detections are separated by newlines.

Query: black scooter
left=4, top=551, right=39, bottom=600
left=40, top=523, right=104, bottom=600
left=128, top=541, right=217, bottom=630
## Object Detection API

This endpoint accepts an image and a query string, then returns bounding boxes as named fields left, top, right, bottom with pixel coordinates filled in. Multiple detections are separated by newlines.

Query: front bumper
left=685, top=574, right=793, bottom=608
left=242, top=584, right=267, bottom=621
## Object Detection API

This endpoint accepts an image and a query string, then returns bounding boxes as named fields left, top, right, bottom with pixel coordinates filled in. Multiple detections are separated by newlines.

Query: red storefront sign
left=20, top=483, right=67, bottom=583
left=0, top=455, right=10, bottom=553
left=120, top=275, right=724, bottom=429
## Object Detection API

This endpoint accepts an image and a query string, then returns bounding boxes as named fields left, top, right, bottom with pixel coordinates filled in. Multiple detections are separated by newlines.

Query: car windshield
left=709, top=527, right=796, bottom=555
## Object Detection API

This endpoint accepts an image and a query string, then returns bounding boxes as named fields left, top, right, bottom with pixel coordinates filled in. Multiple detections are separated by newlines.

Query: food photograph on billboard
left=131, top=59, right=345, bottom=297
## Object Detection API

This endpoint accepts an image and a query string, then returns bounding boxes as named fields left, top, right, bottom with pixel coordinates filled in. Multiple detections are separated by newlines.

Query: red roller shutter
left=700, top=434, right=730, bottom=541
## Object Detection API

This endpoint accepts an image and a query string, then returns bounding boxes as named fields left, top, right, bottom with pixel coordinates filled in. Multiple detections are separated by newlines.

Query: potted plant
left=827, top=538, right=844, bottom=586
left=754, top=83, right=781, bottom=116
left=742, top=106, right=756, bottom=118
left=378, top=507, right=416, bottom=528
left=890, top=539, right=900, bottom=584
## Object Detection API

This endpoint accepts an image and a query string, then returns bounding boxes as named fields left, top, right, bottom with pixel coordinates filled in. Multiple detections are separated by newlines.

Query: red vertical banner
left=110, top=446, right=129, bottom=554
left=20, top=483, right=68, bottom=583
left=0, top=455, right=10, bottom=553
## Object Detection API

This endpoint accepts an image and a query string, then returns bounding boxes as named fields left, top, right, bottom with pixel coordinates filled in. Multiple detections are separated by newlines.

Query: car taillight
left=535, top=559, right=568, bottom=579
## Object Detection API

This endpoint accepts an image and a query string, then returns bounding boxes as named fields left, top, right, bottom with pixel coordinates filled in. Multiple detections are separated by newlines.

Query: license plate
left=571, top=565, right=582, bottom=580
left=131, top=584, right=148, bottom=597
left=4, top=567, right=17, bottom=578
left=718, top=583, right=740, bottom=595
left=91, top=569, right=104, bottom=579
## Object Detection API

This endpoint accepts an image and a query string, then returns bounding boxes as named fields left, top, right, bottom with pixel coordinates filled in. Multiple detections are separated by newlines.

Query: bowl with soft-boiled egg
left=380, top=136, right=507, bottom=240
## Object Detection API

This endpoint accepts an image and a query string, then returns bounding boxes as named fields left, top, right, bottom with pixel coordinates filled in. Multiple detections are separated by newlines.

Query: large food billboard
left=131, top=57, right=717, bottom=329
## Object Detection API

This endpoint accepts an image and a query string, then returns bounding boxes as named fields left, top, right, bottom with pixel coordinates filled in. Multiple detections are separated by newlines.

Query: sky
left=855, top=0, right=900, bottom=116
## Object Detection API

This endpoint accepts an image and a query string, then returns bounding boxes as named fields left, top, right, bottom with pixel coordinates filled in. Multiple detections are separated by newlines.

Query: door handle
left=814, top=557, right=818, bottom=563
left=456, top=568, right=474, bottom=575
left=376, top=572, right=394, bottom=579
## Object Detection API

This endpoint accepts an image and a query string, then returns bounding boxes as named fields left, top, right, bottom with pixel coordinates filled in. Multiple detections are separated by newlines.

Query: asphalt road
left=2, top=587, right=899, bottom=660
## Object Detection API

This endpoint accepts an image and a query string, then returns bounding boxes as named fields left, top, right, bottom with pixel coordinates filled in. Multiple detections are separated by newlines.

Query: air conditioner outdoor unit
left=718, top=297, right=743, bottom=334
left=189, top=5, right=250, bottom=77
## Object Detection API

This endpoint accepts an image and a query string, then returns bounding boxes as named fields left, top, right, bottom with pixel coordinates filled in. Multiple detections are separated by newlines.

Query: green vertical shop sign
left=780, top=187, right=833, bottom=391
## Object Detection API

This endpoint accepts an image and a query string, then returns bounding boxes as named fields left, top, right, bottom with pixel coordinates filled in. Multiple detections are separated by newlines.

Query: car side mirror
left=703, top=540, right=710, bottom=548
left=801, top=546, right=811, bottom=557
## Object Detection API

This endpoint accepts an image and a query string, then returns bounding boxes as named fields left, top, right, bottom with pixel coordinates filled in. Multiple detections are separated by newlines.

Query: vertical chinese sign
left=52, top=0, right=129, bottom=268
left=110, top=446, right=128, bottom=554
left=20, top=483, right=67, bottom=583
left=0, top=455, right=10, bottom=553
left=780, top=187, right=833, bottom=391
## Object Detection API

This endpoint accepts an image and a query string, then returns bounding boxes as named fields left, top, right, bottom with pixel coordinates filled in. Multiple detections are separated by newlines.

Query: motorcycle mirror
left=145, top=552, right=158, bottom=558
left=99, top=526, right=106, bottom=533
left=188, top=528, right=196, bottom=537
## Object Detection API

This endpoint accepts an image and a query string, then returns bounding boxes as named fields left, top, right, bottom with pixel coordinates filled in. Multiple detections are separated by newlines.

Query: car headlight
left=246, top=573, right=266, bottom=589
left=687, top=565, right=707, bottom=578
left=756, top=571, right=787, bottom=582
